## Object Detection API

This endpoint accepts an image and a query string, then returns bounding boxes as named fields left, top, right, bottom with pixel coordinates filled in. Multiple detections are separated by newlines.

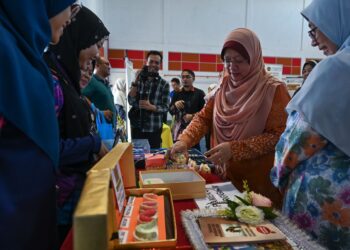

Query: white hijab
left=112, top=78, right=126, bottom=108
left=288, top=0, right=350, bottom=156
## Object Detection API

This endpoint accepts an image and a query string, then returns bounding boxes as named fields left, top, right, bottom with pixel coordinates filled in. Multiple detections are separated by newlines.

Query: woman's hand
left=170, top=140, right=188, bottom=160
left=183, top=114, right=193, bottom=123
left=204, top=142, right=232, bottom=165
left=103, top=109, right=113, bottom=121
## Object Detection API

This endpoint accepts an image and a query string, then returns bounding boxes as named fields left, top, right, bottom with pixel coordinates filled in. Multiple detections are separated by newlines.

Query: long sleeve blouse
left=179, top=84, right=290, bottom=207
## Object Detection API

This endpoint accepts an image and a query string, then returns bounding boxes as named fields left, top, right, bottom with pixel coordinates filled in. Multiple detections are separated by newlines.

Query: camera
left=139, top=65, right=159, bottom=80
left=137, top=66, right=159, bottom=100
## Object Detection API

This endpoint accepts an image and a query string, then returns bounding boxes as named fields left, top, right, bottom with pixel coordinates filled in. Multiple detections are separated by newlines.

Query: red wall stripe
left=126, top=50, right=144, bottom=60
left=282, top=66, right=291, bottom=75
left=292, top=58, right=301, bottom=66
left=200, top=54, right=217, bottom=63
left=110, top=59, right=125, bottom=68
left=169, top=52, right=181, bottom=61
left=182, top=62, right=199, bottom=71
left=216, top=64, right=224, bottom=72
left=263, top=57, right=276, bottom=64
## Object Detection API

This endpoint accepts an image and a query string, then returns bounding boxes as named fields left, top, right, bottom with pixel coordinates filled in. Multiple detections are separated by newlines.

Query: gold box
left=139, top=169, right=206, bottom=200
left=74, top=143, right=177, bottom=250
left=91, top=142, right=136, bottom=188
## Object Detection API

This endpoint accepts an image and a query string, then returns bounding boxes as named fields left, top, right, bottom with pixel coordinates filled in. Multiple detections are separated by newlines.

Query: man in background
left=169, top=69, right=205, bottom=149
left=82, top=56, right=116, bottom=126
left=128, top=51, right=170, bottom=148
left=169, top=77, right=181, bottom=100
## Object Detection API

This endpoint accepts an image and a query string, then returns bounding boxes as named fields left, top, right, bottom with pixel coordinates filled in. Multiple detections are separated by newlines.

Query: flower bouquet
left=218, top=180, right=277, bottom=225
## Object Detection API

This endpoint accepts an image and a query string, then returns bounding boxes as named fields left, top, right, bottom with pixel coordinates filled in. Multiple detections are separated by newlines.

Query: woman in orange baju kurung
left=171, top=28, right=290, bottom=208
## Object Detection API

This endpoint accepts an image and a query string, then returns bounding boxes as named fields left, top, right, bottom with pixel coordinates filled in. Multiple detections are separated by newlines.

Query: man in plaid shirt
left=128, top=51, right=170, bottom=148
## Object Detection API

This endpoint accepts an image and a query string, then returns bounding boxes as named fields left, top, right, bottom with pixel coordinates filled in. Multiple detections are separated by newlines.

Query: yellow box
left=139, top=169, right=206, bottom=200
left=91, top=142, right=136, bottom=188
left=74, top=143, right=177, bottom=250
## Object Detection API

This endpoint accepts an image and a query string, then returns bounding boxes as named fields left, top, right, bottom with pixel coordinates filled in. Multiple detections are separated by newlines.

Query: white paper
left=194, top=182, right=242, bottom=210
left=111, top=163, right=126, bottom=212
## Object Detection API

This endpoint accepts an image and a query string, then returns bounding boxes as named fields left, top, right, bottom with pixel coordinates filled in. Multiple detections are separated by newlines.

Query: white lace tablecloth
left=181, top=209, right=326, bottom=250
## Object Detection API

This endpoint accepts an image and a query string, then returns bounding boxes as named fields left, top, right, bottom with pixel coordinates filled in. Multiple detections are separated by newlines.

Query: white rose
left=235, top=205, right=264, bottom=225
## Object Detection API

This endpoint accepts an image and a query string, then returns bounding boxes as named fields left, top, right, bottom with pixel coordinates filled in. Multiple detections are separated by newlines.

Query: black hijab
left=49, top=5, right=110, bottom=93
left=45, top=5, right=109, bottom=141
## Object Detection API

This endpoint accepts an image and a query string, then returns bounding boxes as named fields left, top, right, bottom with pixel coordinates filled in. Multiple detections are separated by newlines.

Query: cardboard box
left=139, top=169, right=206, bottom=200
left=74, top=144, right=177, bottom=250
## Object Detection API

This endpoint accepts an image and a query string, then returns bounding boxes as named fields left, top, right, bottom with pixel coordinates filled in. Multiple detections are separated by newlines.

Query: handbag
left=95, top=108, right=115, bottom=140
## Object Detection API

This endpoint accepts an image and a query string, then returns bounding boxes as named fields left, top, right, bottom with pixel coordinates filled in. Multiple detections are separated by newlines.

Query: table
left=60, top=174, right=222, bottom=250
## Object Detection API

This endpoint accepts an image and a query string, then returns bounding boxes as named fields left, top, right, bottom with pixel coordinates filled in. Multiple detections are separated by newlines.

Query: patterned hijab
left=213, top=28, right=282, bottom=144
left=288, top=0, right=350, bottom=156
left=0, top=0, right=74, bottom=166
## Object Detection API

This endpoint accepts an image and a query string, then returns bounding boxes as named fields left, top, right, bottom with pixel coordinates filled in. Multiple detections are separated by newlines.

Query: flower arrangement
left=218, top=180, right=277, bottom=225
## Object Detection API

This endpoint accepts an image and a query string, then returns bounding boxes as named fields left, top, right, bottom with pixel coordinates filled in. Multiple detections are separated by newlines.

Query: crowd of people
left=0, top=0, right=349, bottom=249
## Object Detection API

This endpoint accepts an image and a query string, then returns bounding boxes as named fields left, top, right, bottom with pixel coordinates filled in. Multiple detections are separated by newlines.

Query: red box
left=145, top=154, right=166, bottom=170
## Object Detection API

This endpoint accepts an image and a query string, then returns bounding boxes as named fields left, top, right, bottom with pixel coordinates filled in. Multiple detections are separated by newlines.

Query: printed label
left=123, top=205, right=133, bottom=217
left=120, top=217, right=131, bottom=229
left=118, top=230, right=128, bottom=244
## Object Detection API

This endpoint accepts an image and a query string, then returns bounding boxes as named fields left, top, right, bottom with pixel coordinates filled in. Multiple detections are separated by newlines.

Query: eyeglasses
left=308, top=26, right=318, bottom=40
left=223, top=57, right=247, bottom=66
left=181, top=75, right=192, bottom=79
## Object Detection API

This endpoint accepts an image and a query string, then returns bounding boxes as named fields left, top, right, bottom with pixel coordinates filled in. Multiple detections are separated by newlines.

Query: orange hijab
left=213, top=28, right=282, bottom=144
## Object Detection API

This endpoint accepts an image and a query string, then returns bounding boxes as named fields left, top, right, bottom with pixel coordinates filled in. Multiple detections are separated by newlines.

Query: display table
left=60, top=174, right=222, bottom=250
left=61, top=143, right=325, bottom=250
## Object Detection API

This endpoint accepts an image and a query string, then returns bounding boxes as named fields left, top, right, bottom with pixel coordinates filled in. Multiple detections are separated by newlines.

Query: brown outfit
left=179, top=84, right=290, bottom=208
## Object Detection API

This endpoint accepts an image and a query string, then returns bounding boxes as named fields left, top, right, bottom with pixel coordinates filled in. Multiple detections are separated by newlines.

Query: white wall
left=84, top=0, right=323, bottom=58
left=84, top=0, right=324, bottom=92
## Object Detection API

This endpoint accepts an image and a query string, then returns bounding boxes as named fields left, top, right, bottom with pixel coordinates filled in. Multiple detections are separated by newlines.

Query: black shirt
left=169, top=87, right=205, bottom=118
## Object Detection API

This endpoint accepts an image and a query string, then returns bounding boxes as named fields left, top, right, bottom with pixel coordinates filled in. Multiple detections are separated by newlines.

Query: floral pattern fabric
left=271, top=111, right=350, bottom=250
left=51, top=69, right=64, bottom=117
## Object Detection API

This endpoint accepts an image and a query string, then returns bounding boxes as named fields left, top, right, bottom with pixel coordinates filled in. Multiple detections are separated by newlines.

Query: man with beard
left=128, top=51, right=170, bottom=148
left=169, top=69, right=205, bottom=149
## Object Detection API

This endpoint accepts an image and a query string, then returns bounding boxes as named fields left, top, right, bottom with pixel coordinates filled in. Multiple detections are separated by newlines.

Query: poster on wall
left=265, top=64, right=283, bottom=80
left=125, top=58, right=135, bottom=142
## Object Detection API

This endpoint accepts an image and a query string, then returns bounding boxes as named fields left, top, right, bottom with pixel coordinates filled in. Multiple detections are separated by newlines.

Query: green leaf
left=226, top=199, right=240, bottom=211
left=235, top=195, right=251, bottom=205
left=258, top=206, right=278, bottom=220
